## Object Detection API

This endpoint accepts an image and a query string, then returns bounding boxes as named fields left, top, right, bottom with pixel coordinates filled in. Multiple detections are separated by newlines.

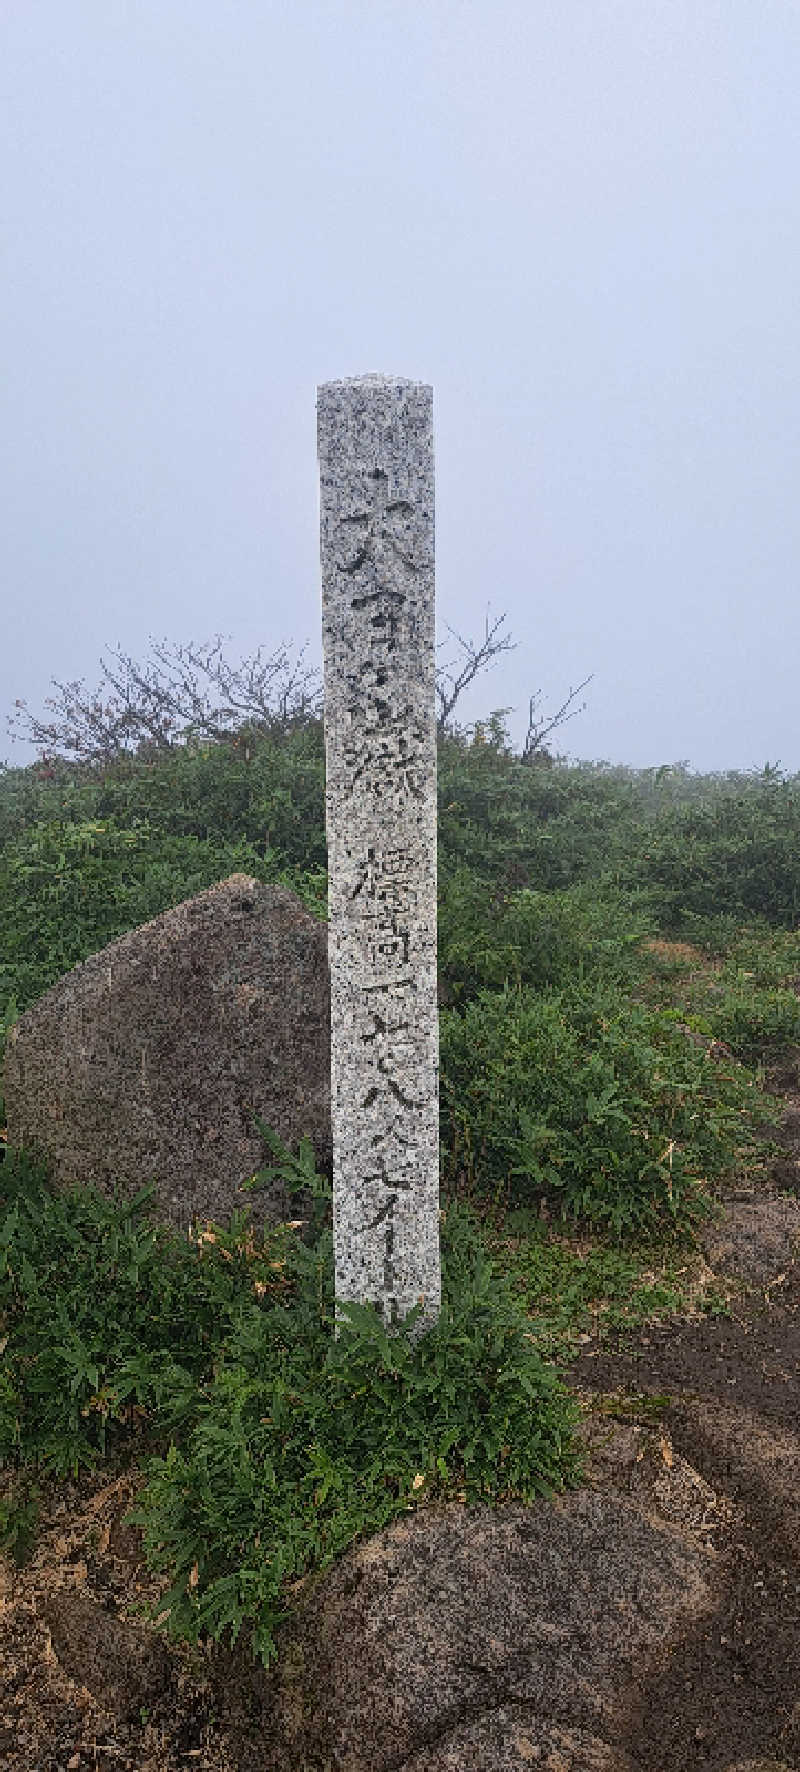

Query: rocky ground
left=1, top=1087, right=799, bottom=1772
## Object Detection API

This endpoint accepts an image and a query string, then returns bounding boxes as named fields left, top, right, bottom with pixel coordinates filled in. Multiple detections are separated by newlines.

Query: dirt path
left=571, top=1237, right=800, bottom=1769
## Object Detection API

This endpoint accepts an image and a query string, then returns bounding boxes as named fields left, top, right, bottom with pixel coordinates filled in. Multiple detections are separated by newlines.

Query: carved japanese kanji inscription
left=318, top=375, right=440, bottom=1334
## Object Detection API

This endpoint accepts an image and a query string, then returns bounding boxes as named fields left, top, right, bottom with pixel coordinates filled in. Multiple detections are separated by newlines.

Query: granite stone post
left=318, top=374, right=441, bottom=1334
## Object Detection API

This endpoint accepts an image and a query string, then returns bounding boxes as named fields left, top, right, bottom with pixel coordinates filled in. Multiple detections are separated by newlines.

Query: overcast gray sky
left=2, top=1, right=799, bottom=773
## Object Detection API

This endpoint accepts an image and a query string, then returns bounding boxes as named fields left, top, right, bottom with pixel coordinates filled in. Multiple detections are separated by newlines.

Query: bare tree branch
left=521, top=675, right=594, bottom=763
left=7, top=635, right=324, bottom=765
left=8, top=615, right=590, bottom=772
left=435, top=611, right=517, bottom=734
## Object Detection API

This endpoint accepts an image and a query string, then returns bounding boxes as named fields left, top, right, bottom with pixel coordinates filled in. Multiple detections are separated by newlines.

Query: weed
left=488, top=1215, right=687, bottom=1357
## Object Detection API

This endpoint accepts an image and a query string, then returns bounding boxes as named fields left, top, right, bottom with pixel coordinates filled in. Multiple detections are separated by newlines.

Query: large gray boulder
left=209, top=1490, right=712, bottom=1772
left=3, top=874, right=330, bottom=1237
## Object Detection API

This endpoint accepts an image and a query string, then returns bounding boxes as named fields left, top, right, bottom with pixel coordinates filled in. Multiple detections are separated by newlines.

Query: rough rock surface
left=3, top=875, right=330, bottom=1236
left=571, top=1194, right=800, bottom=1771
left=211, top=1490, right=711, bottom=1772
left=665, top=1397, right=800, bottom=1567
left=576, top=1413, right=734, bottom=1548
left=39, top=1588, right=173, bottom=1723
left=399, top=1716, right=645, bottom=1771
left=723, top=1764, right=795, bottom=1772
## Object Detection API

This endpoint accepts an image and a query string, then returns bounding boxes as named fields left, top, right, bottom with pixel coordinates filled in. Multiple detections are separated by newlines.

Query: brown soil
left=1, top=1111, right=799, bottom=1770
left=641, top=939, right=715, bottom=966
left=568, top=1061, right=800, bottom=1772
left=570, top=1262, right=800, bottom=1770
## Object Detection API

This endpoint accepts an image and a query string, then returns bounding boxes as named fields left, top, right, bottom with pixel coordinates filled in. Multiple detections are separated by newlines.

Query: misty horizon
left=3, top=4, right=799, bottom=776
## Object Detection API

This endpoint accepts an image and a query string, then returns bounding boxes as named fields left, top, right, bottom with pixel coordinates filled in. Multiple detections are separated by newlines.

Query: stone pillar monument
left=318, top=374, right=441, bottom=1334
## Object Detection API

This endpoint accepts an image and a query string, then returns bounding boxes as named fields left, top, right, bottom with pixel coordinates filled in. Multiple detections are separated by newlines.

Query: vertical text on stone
left=318, top=374, right=441, bottom=1333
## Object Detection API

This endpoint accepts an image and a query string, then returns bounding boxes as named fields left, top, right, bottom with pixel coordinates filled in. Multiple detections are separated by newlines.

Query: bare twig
left=435, top=611, right=516, bottom=735
left=7, top=635, right=324, bottom=764
left=521, top=675, right=593, bottom=763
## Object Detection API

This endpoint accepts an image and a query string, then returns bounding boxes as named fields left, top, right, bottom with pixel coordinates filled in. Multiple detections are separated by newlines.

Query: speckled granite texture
left=318, top=374, right=440, bottom=1332
left=3, top=875, right=331, bottom=1238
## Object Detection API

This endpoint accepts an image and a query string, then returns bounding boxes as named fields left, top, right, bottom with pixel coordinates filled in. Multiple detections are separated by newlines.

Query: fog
left=3, top=2, right=799, bottom=772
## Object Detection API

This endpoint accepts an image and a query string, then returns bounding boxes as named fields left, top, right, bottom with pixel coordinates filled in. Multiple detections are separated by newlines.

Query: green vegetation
left=1, top=716, right=799, bottom=1667
left=441, top=983, right=766, bottom=1232
left=0, top=1148, right=578, bottom=1665
left=485, top=1211, right=702, bottom=1361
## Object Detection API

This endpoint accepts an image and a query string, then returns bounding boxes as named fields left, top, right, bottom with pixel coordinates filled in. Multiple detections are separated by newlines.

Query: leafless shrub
left=8, top=615, right=591, bottom=769
left=7, top=635, right=324, bottom=764
left=436, top=611, right=517, bottom=735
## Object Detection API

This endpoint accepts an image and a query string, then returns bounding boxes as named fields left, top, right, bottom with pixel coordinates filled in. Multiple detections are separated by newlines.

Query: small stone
left=40, top=1589, right=172, bottom=1723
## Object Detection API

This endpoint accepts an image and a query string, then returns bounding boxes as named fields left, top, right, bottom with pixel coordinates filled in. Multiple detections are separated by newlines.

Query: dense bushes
left=438, top=871, right=651, bottom=1006
left=624, top=783, right=800, bottom=928
left=0, top=726, right=327, bottom=861
left=440, top=982, right=767, bottom=1233
left=1, top=729, right=797, bottom=1238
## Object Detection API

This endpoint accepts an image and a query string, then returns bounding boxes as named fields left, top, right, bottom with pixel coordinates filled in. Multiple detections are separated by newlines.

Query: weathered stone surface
left=40, top=1588, right=172, bottom=1722
left=401, top=1718, right=645, bottom=1772
left=722, top=1763, right=795, bottom=1772
left=318, top=373, right=440, bottom=1332
left=214, top=1491, right=710, bottom=1772
left=3, top=875, right=330, bottom=1237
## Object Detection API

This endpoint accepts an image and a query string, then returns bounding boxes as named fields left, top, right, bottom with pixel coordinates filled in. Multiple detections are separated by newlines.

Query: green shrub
left=0, top=1149, right=266, bottom=1476
left=436, top=737, right=652, bottom=890
left=7, top=735, right=800, bottom=933
left=439, top=871, right=651, bottom=1007
left=0, top=726, right=327, bottom=867
left=125, top=1201, right=578, bottom=1667
left=701, top=985, right=800, bottom=1063
left=0, top=1147, right=579, bottom=1667
left=626, top=784, right=800, bottom=928
left=720, top=925, right=800, bottom=988
left=440, top=983, right=768, bottom=1233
